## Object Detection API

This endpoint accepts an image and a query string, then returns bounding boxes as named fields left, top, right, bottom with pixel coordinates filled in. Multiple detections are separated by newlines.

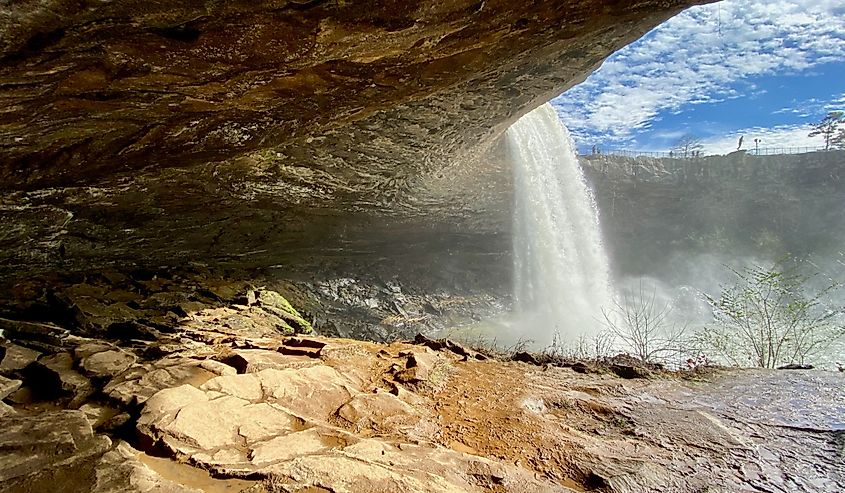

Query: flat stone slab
left=0, top=375, right=22, bottom=400
left=0, top=342, right=41, bottom=373
left=0, top=410, right=111, bottom=491
left=224, top=349, right=319, bottom=373
left=79, top=348, right=137, bottom=379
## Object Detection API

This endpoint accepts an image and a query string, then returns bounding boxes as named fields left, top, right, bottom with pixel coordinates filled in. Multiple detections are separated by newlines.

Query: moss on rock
left=255, top=290, right=313, bottom=335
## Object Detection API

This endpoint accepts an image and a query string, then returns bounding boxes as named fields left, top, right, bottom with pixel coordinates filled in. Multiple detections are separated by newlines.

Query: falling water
left=507, top=103, right=614, bottom=345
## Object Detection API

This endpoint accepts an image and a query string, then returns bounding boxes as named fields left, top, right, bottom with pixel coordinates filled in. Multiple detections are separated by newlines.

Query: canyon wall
left=582, top=150, right=845, bottom=282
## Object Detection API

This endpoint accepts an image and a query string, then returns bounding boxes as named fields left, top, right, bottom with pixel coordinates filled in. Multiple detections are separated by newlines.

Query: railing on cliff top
left=582, top=146, right=829, bottom=158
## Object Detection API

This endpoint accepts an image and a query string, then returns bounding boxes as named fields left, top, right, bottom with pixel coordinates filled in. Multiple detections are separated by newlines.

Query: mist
left=584, top=151, right=845, bottom=368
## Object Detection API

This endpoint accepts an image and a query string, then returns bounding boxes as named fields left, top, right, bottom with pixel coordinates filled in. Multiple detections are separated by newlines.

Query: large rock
left=0, top=410, right=111, bottom=492
left=0, top=375, right=22, bottom=400
left=0, top=318, right=69, bottom=351
left=77, top=345, right=138, bottom=380
left=135, top=364, right=360, bottom=465
left=103, top=356, right=227, bottom=406
left=25, top=352, right=93, bottom=405
left=0, top=342, right=40, bottom=373
left=394, top=347, right=447, bottom=385
left=138, top=386, right=301, bottom=457
left=0, top=401, right=15, bottom=417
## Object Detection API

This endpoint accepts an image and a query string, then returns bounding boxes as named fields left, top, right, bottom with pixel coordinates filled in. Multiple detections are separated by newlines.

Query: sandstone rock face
left=132, top=339, right=575, bottom=492
left=0, top=0, right=704, bottom=291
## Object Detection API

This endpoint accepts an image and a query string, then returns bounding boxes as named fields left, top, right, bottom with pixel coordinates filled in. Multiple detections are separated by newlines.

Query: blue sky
left=553, top=0, right=845, bottom=154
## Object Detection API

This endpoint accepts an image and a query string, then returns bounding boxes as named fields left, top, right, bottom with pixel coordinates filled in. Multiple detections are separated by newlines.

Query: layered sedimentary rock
left=1, top=0, right=705, bottom=294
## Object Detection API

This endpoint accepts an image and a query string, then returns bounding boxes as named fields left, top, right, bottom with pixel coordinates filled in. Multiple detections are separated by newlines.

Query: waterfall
left=507, top=103, right=614, bottom=345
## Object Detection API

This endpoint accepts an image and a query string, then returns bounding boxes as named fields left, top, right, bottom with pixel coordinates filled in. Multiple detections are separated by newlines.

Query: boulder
left=0, top=376, right=22, bottom=400
left=413, top=334, right=488, bottom=361
left=5, top=386, right=34, bottom=405
left=73, top=341, right=116, bottom=360
left=255, top=290, right=313, bottom=334
left=198, top=359, right=238, bottom=376
left=55, top=285, right=142, bottom=334
left=0, top=318, right=69, bottom=351
left=184, top=305, right=298, bottom=340
left=25, top=352, right=93, bottom=405
left=79, top=402, right=123, bottom=430
left=137, top=384, right=301, bottom=461
left=79, top=348, right=138, bottom=380
left=338, top=390, right=420, bottom=433
left=0, top=375, right=22, bottom=400
left=256, top=366, right=358, bottom=419
left=0, top=342, right=40, bottom=374
left=395, top=348, right=441, bottom=383
left=101, top=412, right=132, bottom=432
left=0, top=401, right=15, bottom=417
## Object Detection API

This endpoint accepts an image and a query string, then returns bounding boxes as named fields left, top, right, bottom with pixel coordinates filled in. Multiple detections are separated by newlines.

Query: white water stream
left=507, top=103, right=615, bottom=345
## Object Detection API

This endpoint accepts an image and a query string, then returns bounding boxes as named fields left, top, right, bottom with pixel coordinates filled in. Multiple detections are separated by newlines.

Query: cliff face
left=581, top=151, right=845, bottom=280
left=0, top=0, right=704, bottom=292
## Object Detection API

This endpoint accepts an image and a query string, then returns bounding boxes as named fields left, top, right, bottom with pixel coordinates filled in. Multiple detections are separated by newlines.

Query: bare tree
left=554, top=331, right=615, bottom=361
left=672, top=134, right=704, bottom=158
left=700, top=262, right=845, bottom=368
left=833, top=127, right=845, bottom=150
left=809, top=111, right=844, bottom=151
left=601, top=282, right=688, bottom=364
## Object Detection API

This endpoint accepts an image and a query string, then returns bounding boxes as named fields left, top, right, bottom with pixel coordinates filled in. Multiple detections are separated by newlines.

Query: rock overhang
left=0, top=0, right=710, bottom=291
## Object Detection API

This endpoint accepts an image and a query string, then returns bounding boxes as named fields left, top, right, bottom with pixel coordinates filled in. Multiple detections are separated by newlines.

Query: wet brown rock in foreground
left=0, top=284, right=842, bottom=493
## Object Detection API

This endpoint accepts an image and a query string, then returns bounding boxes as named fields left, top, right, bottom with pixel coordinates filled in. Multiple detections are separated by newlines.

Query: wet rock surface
left=1, top=282, right=842, bottom=493
left=0, top=410, right=112, bottom=491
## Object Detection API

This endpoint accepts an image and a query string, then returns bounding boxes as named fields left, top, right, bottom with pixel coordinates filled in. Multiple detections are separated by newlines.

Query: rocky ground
left=1, top=280, right=842, bottom=493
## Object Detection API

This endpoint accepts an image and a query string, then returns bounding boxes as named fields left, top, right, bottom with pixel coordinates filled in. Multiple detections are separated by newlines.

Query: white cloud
left=553, top=0, right=845, bottom=146
left=701, top=124, right=825, bottom=154
left=825, top=92, right=845, bottom=111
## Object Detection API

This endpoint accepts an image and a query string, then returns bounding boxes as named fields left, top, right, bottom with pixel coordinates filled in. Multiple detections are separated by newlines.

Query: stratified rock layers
left=1, top=0, right=704, bottom=289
